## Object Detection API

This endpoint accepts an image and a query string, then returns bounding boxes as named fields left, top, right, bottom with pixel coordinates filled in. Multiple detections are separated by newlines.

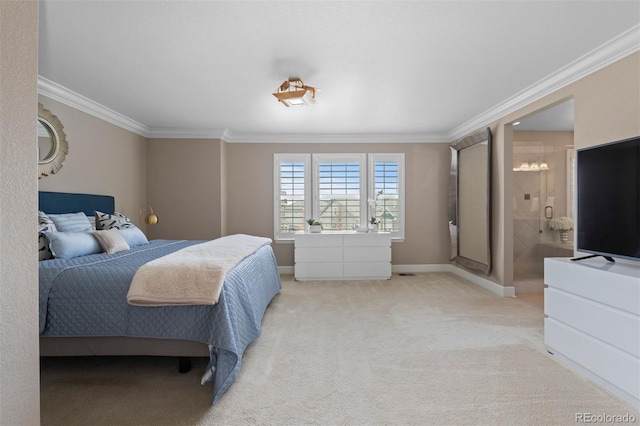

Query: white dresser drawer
left=294, top=234, right=343, bottom=248
left=295, top=247, right=343, bottom=263
left=295, top=262, right=344, bottom=280
left=343, top=246, right=391, bottom=262
left=545, top=317, right=640, bottom=400
left=545, top=258, right=640, bottom=314
left=545, top=287, right=640, bottom=357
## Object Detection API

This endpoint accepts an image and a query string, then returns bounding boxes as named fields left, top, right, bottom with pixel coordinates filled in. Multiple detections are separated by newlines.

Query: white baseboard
left=279, top=263, right=516, bottom=298
left=448, top=265, right=516, bottom=298
left=391, top=264, right=516, bottom=298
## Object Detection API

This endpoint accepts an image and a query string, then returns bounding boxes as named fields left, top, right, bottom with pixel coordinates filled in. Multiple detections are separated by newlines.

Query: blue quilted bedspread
left=39, top=239, right=281, bottom=404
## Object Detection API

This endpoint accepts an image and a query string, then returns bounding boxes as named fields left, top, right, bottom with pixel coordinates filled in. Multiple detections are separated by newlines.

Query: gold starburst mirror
left=38, top=103, right=69, bottom=179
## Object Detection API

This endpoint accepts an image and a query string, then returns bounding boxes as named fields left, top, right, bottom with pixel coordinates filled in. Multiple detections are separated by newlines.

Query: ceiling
left=37, top=1, right=639, bottom=142
left=515, top=99, right=575, bottom=132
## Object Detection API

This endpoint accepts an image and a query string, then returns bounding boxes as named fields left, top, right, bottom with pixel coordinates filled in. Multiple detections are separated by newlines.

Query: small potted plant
left=369, top=216, right=380, bottom=232
left=548, top=216, right=574, bottom=243
left=307, top=218, right=323, bottom=233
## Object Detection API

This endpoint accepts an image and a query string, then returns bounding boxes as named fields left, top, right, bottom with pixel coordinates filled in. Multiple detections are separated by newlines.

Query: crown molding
left=37, top=76, right=151, bottom=137
left=220, top=131, right=448, bottom=144
left=447, top=24, right=640, bottom=141
left=38, top=24, right=639, bottom=143
left=146, top=128, right=227, bottom=139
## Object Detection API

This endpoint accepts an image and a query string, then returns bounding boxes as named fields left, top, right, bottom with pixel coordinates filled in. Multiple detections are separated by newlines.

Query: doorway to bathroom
left=512, top=100, right=575, bottom=294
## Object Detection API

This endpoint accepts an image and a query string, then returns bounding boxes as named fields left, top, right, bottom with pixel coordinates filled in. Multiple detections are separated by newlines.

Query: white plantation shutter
left=274, top=153, right=404, bottom=241
left=370, top=153, right=405, bottom=239
left=274, top=154, right=310, bottom=240
left=315, top=157, right=365, bottom=231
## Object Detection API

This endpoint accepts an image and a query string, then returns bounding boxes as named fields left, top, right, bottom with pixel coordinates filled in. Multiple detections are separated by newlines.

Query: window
left=313, top=154, right=366, bottom=231
left=369, top=153, right=404, bottom=236
left=274, top=153, right=404, bottom=241
left=273, top=154, right=310, bottom=240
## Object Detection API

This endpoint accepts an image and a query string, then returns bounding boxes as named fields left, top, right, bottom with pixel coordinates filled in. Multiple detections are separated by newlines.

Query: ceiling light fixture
left=273, top=78, right=318, bottom=107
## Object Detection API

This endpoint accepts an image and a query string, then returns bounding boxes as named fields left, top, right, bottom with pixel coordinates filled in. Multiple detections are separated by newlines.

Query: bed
left=38, top=191, right=282, bottom=404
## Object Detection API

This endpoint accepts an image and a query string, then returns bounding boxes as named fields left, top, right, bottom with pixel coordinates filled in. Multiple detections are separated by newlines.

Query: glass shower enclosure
left=513, top=141, right=575, bottom=282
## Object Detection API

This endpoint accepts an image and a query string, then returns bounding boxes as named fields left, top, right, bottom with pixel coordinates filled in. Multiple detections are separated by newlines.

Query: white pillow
left=92, top=229, right=130, bottom=254
left=86, top=214, right=96, bottom=229
left=47, top=212, right=94, bottom=232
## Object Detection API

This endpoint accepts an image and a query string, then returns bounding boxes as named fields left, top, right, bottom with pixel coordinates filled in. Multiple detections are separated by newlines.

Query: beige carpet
left=40, top=273, right=638, bottom=425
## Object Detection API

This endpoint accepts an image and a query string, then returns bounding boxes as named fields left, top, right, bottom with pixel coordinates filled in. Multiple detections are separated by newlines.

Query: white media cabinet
left=544, top=257, right=640, bottom=408
left=294, top=231, right=391, bottom=280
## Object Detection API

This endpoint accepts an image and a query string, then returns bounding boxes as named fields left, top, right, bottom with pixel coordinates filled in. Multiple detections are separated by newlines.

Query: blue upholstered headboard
left=38, top=191, right=115, bottom=216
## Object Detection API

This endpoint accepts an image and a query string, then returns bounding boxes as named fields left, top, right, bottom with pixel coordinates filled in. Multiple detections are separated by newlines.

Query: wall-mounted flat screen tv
left=576, top=136, right=640, bottom=262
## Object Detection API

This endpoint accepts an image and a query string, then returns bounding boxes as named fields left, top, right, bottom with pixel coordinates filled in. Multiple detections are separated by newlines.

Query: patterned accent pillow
left=38, top=210, right=53, bottom=226
left=38, top=223, right=56, bottom=261
left=38, top=211, right=57, bottom=261
left=95, top=211, right=134, bottom=230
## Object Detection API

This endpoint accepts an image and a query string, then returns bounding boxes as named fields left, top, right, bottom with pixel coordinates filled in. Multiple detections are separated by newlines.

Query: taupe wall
left=220, top=137, right=229, bottom=236
left=147, top=138, right=223, bottom=240
left=37, top=96, right=148, bottom=226
left=0, top=1, right=40, bottom=424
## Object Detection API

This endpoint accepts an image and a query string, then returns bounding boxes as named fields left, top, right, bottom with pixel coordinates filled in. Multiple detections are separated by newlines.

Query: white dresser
left=544, top=257, right=640, bottom=408
left=294, top=231, right=391, bottom=280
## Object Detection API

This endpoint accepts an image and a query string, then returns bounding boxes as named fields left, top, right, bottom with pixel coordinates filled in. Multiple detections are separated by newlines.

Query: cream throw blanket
left=127, top=234, right=272, bottom=306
